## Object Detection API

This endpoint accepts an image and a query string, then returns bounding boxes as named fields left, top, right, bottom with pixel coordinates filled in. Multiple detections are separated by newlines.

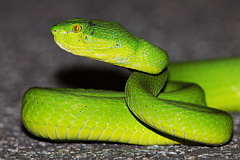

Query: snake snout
left=51, top=25, right=59, bottom=35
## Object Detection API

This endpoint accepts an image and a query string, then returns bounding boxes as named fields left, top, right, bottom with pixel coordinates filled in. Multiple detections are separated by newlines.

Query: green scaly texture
left=22, top=18, right=240, bottom=145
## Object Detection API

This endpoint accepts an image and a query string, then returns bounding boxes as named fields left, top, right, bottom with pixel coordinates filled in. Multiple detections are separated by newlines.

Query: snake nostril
left=51, top=26, right=58, bottom=35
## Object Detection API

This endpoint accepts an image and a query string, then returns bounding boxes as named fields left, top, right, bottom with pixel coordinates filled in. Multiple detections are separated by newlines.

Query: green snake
left=22, top=18, right=240, bottom=145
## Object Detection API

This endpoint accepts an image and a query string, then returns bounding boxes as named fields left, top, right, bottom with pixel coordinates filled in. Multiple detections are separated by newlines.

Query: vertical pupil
left=73, top=25, right=80, bottom=32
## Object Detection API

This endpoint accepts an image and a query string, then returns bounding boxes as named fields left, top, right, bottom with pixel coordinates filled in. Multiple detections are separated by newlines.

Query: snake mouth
left=53, top=34, right=114, bottom=52
left=54, top=37, right=70, bottom=52
left=53, top=35, right=132, bottom=65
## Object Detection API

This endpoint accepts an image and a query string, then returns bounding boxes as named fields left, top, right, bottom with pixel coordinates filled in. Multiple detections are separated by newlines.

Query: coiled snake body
left=22, top=18, right=240, bottom=145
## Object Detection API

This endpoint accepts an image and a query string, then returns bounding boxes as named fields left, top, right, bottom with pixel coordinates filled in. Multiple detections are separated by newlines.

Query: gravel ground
left=1, top=0, right=240, bottom=159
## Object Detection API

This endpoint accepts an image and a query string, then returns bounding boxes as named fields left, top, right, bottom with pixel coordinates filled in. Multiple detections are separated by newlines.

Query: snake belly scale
left=22, top=18, right=240, bottom=145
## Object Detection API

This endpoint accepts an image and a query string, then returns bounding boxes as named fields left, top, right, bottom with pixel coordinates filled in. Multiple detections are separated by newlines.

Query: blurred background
left=1, top=0, right=239, bottom=159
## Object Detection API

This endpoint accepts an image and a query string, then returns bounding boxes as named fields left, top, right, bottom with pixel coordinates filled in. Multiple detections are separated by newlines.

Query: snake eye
left=72, top=24, right=82, bottom=33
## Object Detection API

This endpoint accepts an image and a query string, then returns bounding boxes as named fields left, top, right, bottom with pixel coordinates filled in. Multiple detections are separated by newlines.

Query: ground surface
left=1, top=0, right=240, bottom=159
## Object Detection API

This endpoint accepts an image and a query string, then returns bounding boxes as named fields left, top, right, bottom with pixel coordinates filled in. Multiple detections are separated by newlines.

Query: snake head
left=51, top=18, right=168, bottom=74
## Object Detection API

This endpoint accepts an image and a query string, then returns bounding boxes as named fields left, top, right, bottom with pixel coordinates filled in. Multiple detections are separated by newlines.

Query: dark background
left=1, top=0, right=239, bottom=159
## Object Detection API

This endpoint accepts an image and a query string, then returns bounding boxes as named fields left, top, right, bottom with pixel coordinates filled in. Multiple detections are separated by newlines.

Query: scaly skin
left=22, top=18, right=239, bottom=145
left=169, top=57, right=240, bottom=111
